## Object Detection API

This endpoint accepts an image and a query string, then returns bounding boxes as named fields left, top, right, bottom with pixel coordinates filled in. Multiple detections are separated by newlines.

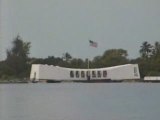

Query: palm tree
left=139, top=41, right=152, bottom=58
left=62, top=52, right=72, bottom=62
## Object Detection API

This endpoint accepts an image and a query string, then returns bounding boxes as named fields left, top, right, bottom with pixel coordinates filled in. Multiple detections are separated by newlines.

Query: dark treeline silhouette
left=0, top=35, right=160, bottom=80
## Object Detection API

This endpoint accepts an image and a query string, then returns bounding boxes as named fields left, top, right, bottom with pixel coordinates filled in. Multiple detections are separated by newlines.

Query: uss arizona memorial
left=30, top=64, right=140, bottom=82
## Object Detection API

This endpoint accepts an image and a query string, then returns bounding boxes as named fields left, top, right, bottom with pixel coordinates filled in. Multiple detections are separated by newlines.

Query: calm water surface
left=0, top=83, right=160, bottom=120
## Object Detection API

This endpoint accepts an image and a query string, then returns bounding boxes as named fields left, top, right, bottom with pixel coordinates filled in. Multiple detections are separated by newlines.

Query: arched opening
left=70, top=71, right=74, bottom=78
left=92, top=71, right=96, bottom=78
left=97, top=71, right=101, bottom=78
left=76, top=71, right=79, bottom=78
left=103, top=70, right=107, bottom=77
left=81, top=71, right=85, bottom=78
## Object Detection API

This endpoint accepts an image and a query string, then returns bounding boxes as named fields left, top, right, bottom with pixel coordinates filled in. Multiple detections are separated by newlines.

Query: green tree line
left=0, top=35, right=160, bottom=80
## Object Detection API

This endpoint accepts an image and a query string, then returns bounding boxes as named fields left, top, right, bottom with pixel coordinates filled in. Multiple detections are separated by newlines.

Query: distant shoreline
left=0, top=79, right=29, bottom=84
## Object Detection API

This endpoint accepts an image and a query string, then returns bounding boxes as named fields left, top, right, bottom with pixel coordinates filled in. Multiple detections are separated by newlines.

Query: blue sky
left=1, top=0, right=160, bottom=60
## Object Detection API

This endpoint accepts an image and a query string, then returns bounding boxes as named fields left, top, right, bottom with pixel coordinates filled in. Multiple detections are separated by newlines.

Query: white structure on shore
left=30, top=64, right=140, bottom=82
left=144, top=76, right=160, bottom=81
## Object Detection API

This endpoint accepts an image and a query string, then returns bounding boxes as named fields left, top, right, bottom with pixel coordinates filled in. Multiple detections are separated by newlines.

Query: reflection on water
left=0, top=83, right=160, bottom=120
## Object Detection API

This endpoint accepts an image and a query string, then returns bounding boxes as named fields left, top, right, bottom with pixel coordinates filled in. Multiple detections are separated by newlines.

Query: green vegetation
left=0, top=35, right=31, bottom=81
left=0, top=35, right=160, bottom=81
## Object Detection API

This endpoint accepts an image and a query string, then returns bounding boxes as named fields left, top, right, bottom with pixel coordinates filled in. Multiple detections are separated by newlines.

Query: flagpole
left=87, top=58, right=90, bottom=81
left=88, top=39, right=97, bottom=81
left=88, top=39, right=97, bottom=69
left=88, top=38, right=90, bottom=69
left=87, top=39, right=90, bottom=81
left=87, top=58, right=90, bottom=69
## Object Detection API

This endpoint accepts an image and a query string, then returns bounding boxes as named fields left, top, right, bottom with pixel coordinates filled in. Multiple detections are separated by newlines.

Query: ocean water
left=0, top=83, right=160, bottom=120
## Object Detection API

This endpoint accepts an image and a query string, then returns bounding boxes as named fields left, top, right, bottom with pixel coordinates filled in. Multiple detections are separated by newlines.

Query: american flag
left=89, top=40, right=98, bottom=48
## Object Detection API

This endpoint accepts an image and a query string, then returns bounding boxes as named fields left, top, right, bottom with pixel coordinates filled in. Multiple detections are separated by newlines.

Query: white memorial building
left=30, top=64, right=140, bottom=82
